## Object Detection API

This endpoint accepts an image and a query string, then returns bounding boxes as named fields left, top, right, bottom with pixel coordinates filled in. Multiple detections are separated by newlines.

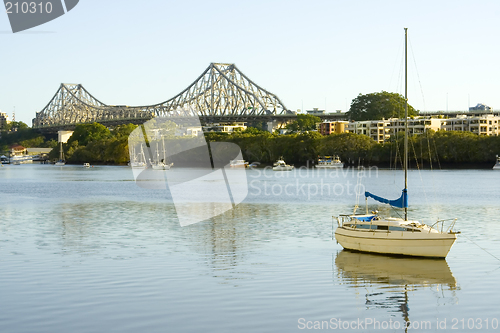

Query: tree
left=113, top=123, right=138, bottom=138
left=286, top=114, right=321, bottom=133
left=4, top=121, right=29, bottom=132
left=240, top=127, right=266, bottom=135
left=348, top=91, right=418, bottom=121
left=67, top=123, right=111, bottom=146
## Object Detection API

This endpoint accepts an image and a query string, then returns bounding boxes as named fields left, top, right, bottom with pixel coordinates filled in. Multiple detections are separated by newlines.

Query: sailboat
left=151, top=137, right=173, bottom=170
left=493, top=155, right=500, bottom=170
left=129, top=145, right=147, bottom=168
left=334, top=28, right=459, bottom=258
left=54, top=141, right=65, bottom=166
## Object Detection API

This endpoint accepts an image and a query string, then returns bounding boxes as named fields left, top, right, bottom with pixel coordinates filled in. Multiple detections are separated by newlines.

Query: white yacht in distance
left=272, top=158, right=294, bottom=171
left=493, top=155, right=500, bottom=170
left=315, top=155, right=344, bottom=168
left=229, top=159, right=248, bottom=168
left=334, top=28, right=459, bottom=258
left=11, top=155, right=33, bottom=165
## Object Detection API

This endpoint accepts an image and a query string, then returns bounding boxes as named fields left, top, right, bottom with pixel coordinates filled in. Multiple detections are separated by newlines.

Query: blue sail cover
left=365, top=189, right=408, bottom=208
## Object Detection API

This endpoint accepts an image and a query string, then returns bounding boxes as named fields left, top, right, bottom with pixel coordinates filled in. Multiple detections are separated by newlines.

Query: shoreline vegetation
left=1, top=122, right=499, bottom=169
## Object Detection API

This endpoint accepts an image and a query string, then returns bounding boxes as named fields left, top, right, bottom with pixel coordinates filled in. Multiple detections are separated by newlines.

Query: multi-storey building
left=346, top=120, right=391, bottom=143
left=318, top=121, right=349, bottom=135
left=441, top=114, right=499, bottom=136
left=387, top=118, right=442, bottom=136
left=346, top=115, right=499, bottom=143
left=0, top=111, right=9, bottom=131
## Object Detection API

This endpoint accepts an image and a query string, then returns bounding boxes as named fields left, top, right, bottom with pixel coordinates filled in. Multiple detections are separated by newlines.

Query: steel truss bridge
left=32, top=63, right=309, bottom=132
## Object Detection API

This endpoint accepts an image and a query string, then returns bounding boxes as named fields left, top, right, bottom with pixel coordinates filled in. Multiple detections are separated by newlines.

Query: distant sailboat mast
left=404, top=27, right=409, bottom=222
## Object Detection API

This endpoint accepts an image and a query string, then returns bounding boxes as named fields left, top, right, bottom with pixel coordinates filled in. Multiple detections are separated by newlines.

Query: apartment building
left=346, top=120, right=391, bottom=143
left=318, top=121, right=349, bottom=135
left=387, top=118, right=442, bottom=136
left=441, top=114, right=499, bottom=136
left=346, top=114, right=500, bottom=143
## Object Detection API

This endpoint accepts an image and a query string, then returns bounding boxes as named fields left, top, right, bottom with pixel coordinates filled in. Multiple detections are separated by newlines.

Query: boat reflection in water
left=335, top=250, right=458, bottom=330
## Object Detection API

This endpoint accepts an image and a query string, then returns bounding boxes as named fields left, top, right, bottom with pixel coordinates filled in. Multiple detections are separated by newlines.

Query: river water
left=1, top=164, right=499, bottom=332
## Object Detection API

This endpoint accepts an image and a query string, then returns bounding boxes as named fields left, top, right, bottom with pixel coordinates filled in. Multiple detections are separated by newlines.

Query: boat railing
left=430, top=218, right=458, bottom=234
left=336, top=215, right=352, bottom=227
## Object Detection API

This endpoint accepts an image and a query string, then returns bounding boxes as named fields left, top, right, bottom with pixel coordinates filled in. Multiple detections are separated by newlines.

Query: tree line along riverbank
left=1, top=123, right=499, bottom=168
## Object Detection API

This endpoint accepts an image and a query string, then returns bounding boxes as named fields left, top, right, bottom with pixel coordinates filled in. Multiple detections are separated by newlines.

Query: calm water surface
left=1, top=164, right=499, bottom=332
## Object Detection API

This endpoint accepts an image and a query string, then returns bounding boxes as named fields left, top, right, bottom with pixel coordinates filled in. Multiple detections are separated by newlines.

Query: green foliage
left=0, top=126, right=53, bottom=153
left=204, top=129, right=500, bottom=167
left=3, top=120, right=500, bottom=167
left=348, top=91, right=419, bottom=121
left=286, top=114, right=321, bottom=133
left=68, top=123, right=111, bottom=146
left=44, top=123, right=129, bottom=164
left=241, top=127, right=267, bottom=135
left=113, top=123, right=138, bottom=138
left=246, top=121, right=267, bottom=131
left=3, top=121, right=29, bottom=132
left=204, top=131, right=231, bottom=142
left=20, top=136, right=45, bottom=148
left=318, top=133, right=377, bottom=162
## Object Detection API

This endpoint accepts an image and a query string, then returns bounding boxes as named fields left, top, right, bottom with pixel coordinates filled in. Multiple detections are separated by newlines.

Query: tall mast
left=404, top=27, right=408, bottom=221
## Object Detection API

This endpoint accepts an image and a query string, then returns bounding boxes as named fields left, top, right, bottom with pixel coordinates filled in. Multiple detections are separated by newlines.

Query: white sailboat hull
left=335, top=227, right=457, bottom=258
left=129, top=163, right=146, bottom=168
left=151, top=163, right=172, bottom=170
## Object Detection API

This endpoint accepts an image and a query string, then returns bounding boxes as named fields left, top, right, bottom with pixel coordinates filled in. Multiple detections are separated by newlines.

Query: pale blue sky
left=1, top=0, right=499, bottom=125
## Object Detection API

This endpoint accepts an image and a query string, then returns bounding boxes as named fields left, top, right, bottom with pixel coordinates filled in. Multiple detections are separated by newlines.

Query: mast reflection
left=335, top=250, right=458, bottom=330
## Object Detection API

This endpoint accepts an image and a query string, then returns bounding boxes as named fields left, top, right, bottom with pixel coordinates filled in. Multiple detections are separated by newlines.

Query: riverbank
left=3, top=124, right=500, bottom=167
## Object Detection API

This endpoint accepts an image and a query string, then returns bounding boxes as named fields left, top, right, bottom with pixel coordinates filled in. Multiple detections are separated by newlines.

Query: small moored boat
left=229, top=159, right=248, bottom=168
left=315, top=155, right=344, bottom=168
left=334, top=28, right=459, bottom=258
left=272, top=158, right=294, bottom=171
left=493, top=155, right=500, bottom=170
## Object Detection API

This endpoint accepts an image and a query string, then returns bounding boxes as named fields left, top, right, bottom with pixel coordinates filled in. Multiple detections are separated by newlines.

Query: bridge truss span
left=32, top=63, right=290, bottom=131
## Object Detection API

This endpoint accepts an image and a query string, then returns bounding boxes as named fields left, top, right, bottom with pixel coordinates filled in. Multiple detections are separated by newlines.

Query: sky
left=1, top=0, right=500, bottom=125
